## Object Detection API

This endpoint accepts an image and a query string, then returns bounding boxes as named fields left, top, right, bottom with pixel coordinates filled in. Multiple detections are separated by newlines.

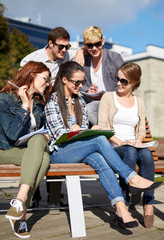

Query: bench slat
left=0, top=161, right=163, bottom=178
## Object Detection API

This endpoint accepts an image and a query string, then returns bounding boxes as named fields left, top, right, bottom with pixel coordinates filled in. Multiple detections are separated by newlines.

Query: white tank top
left=113, top=92, right=139, bottom=143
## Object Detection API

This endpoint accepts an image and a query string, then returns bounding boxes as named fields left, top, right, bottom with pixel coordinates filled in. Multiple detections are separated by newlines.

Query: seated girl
left=45, top=61, right=162, bottom=230
left=98, top=62, right=157, bottom=228
left=0, top=61, right=52, bottom=238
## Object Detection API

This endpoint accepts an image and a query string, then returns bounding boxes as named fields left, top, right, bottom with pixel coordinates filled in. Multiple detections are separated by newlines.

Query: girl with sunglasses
left=98, top=62, right=156, bottom=229
left=45, top=61, right=161, bottom=230
left=0, top=61, right=52, bottom=238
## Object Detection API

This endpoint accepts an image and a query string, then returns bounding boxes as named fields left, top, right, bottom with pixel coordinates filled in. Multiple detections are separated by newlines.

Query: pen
left=7, top=81, right=20, bottom=89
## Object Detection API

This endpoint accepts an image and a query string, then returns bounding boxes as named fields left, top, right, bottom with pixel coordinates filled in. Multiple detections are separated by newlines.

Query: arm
left=74, top=47, right=88, bottom=66
left=134, top=97, right=146, bottom=147
left=98, top=93, right=112, bottom=130
left=44, top=95, right=70, bottom=141
left=0, top=97, right=30, bottom=141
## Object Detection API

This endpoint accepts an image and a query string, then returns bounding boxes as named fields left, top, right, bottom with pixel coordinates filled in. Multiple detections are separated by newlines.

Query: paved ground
left=0, top=177, right=164, bottom=240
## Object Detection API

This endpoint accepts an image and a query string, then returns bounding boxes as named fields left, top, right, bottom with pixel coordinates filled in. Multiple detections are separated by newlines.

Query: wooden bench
left=0, top=119, right=164, bottom=238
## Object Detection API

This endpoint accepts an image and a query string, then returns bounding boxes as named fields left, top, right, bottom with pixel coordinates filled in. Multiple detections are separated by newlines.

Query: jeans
left=114, top=145, right=155, bottom=206
left=0, top=134, right=50, bottom=207
left=50, top=135, right=137, bottom=206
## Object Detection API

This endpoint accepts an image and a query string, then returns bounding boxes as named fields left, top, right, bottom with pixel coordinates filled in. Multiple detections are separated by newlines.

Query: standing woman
left=45, top=61, right=161, bottom=230
left=0, top=61, right=52, bottom=238
left=98, top=62, right=156, bottom=228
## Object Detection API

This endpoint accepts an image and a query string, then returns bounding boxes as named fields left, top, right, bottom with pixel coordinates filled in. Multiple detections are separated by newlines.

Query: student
left=44, top=61, right=162, bottom=229
left=20, top=26, right=84, bottom=85
left=98, top=62, right=156, bottom=228
left=80, top=26, right=124, bottom=125
left=0, top=61, right=52, bottom=238
left=20, top=26, right=85, bottom=207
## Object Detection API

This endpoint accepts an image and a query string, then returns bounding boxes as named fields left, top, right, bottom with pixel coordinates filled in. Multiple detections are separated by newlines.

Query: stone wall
left=133, top=58, right=164, bottom=137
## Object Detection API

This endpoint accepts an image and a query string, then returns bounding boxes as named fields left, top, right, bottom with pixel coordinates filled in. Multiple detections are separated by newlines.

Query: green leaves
left=0, top=3, right=37, bottom=89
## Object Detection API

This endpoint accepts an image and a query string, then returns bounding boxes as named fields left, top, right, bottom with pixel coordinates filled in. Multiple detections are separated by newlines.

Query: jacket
left=0, top=92, right=44, bottom=149
left=81, top=49, right=124, bottom=93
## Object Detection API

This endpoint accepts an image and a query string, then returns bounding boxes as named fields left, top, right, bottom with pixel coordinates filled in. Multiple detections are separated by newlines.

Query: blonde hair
left=82, top=26, right=103, bottom=43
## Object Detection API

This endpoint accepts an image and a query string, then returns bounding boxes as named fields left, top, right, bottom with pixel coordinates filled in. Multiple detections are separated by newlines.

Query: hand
left=18, top=85, right=29, bottom=106
left=134, top=140, right=143, bottom=147
left=91, top=125, right=102, bottom=130
left=43, top=134, right=50, bottom=143
left=87, top=84, right=98, bottom=94
left=120, top=140, right=135, bottom=146
left=70, top=124, right=81, bottom=131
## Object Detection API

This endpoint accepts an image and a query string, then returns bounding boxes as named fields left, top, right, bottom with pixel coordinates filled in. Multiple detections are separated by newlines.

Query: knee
left=42, top=152, right=50, bottom=169
left=126, top=147, right=137, bottom=158
left=28, top=134, right=47, bottom=146
left=140, top=149, right=154, bottom=164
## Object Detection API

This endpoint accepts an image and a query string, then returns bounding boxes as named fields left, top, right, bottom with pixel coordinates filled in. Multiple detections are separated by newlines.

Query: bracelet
left=21, top=104, right=29, bottom=109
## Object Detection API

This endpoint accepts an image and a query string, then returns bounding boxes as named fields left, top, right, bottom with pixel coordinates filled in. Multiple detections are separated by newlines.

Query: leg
left=1, top=134, right=50, bottom=210
left=52, top=136, right=136, bottom=182
left=137, top=148, right=155, bottom=228
left=114, top=146, right=138, bottom=206
left=137, top=148, right=155, bottom=205
left=52, top=135, right=156, bottom=189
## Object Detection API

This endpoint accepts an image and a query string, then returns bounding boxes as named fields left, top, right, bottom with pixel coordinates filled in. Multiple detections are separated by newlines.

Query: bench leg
left=66, top=175, right=86, bottom=238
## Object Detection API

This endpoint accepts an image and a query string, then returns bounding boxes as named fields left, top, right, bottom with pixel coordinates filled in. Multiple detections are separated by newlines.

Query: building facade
left=7, top=18, right=51, bottom=49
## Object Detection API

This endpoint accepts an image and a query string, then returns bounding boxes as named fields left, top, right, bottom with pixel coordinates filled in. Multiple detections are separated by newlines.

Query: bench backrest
left=143, top=118, right=158, bottom=161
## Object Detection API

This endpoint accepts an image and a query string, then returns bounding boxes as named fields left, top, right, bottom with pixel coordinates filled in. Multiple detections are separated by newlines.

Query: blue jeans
left=50, top=135, right=137, bottom=206
left=114, top=145, right=155, bottom=206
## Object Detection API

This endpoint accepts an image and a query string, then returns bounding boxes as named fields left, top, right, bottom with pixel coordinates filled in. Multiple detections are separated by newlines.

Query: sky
left=1, top=0, right=164, bottom=53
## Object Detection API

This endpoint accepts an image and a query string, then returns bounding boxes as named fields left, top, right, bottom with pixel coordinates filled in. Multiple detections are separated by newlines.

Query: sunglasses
left=116, top=76, right=130, bottom=86
left=37, top=74, right=49, bottom=83
left=53, top=41, right=71, bottom=51
left=67, top=79, right=86, bottom=87
left=85, top=41, right=102, bottom=49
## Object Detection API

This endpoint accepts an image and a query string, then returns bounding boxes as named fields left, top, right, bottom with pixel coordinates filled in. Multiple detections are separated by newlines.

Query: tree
left=0, top=3, right=37, bottom=89
left=0, top=3, right=9, bottom=53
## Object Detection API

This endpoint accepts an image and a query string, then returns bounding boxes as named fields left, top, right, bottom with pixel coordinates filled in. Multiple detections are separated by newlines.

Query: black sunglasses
left=85, top=41, right=102, bottom=49
left=116, top=76, right=131, bottom=86
left=67, top=79, right=86, bottom=87
left=52, top=41, right=71, bottom=51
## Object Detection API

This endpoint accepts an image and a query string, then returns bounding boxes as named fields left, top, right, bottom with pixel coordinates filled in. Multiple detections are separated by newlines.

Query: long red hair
left=1, top=61, right=52, bottom=104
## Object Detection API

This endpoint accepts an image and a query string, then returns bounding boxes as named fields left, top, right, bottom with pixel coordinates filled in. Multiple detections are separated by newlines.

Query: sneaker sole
left=6, top=214, right=24, bottom=220
left=9, top=219, right=31, bottom=239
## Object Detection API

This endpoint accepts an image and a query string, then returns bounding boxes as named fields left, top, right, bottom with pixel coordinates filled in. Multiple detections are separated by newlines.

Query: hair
left=82, top=26, right=103, bottom=43
left=48, top=27, right=70, bottom=45
left=1, top=61, right=52, bottom=104
left=52, top=61, right=84, bottom=128
left=118, top=62, right=142, bottom=91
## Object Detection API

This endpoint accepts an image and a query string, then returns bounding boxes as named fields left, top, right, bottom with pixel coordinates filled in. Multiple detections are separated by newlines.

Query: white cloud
left=1, top=0, right=162, bottom=34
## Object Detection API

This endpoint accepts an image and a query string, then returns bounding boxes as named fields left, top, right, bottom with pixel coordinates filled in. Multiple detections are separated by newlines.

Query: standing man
left=20, top=26, right=84, bottom=85
left=80, top=26, right=124, bottom=125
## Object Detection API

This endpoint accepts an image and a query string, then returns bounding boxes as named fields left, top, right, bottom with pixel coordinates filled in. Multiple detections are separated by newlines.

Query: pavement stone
left=0, top=178, right=164, bottom=240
